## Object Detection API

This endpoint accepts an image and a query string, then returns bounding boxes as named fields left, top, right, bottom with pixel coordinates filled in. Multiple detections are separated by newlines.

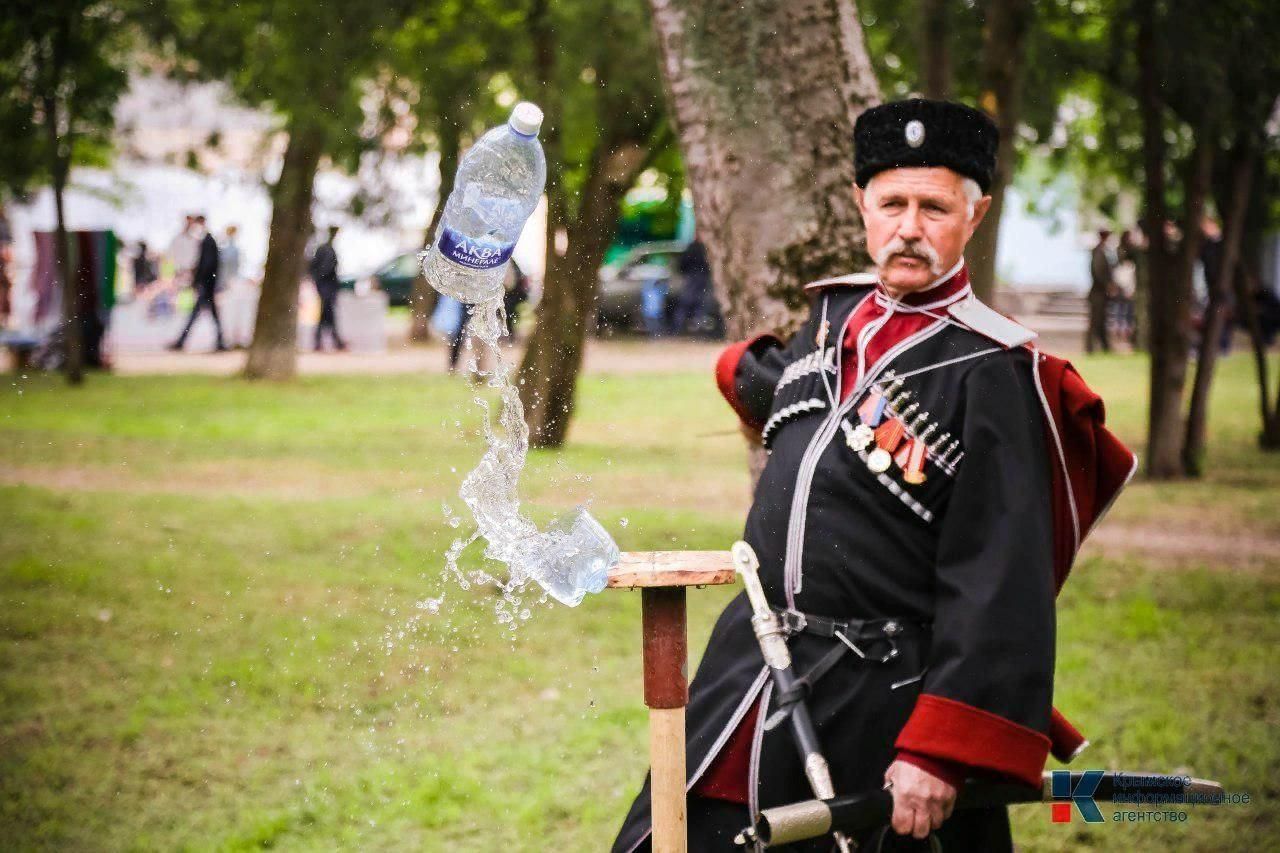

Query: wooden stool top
left=608, top=551, right=737, bottom=589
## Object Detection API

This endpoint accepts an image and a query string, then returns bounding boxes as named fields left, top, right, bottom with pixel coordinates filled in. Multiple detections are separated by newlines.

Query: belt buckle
left=835, top=628, right=900, bottom=664
left=779, top=609, right=808, bottom=636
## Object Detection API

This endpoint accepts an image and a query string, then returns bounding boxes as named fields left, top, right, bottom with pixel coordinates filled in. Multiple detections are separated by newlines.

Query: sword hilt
left=732, top=541, right=792, bottom=670
left=731, top=540, right=771, bottom=616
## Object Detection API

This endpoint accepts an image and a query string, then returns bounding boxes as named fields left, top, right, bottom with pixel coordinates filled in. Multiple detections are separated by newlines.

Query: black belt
left=762, top=608, right=928, bottom=730
left=772, top=607, right=928, bottom=644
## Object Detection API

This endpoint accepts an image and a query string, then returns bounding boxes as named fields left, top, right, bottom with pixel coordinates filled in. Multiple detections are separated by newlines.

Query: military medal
left=903, top=438, right=929, bottom=485
left=858, top=389, right=887, bottom=426
left=867, top=447, right=893, bottom=474
left=847, top=423, right=874, bottom=452
left=893, top=440, right=912, bottom=469
left=868, top=417, right=905, bottom=473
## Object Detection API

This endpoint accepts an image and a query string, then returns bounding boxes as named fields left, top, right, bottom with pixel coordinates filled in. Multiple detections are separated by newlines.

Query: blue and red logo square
left=1051, top=770, right=1105, bottom=823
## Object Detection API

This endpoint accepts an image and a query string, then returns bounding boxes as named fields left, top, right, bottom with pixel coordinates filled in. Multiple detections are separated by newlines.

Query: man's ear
left=854, top=184, right=866, bottom=215
left=968, top=195, right=993, bottom=234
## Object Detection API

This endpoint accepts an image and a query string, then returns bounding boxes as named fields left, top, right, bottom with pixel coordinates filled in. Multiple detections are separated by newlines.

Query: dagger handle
left=732, top=540, right=772, bottom=616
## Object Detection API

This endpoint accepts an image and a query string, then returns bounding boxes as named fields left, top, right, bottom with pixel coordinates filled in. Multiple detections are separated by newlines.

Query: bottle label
left=437, top=226, right=515, bottom=271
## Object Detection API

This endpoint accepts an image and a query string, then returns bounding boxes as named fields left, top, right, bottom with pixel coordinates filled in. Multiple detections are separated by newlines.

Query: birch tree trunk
left=648, top=0, right=881, bottom=340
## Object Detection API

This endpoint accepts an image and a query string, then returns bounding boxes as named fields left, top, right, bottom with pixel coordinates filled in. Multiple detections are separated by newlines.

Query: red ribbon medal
left=903, top=438, right=928, bottom=485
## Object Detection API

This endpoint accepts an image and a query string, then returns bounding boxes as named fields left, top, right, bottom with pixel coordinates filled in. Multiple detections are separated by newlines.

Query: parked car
left=595, top=241, right=722, bottom=336
left=340, top=251, right=419, bottom=306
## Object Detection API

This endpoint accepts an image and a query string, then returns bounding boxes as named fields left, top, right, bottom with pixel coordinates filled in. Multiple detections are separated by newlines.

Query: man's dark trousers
left=174, top=288, right=225, bottom=349
left=173, top=232, right=224, bottom=350
left=315, top=290, right=346, bottom=350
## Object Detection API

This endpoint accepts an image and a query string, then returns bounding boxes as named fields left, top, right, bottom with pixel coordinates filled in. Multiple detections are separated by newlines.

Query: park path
left=101, top=304, right=1085, bottom=377
left=108, top=336, right=725, bottom=376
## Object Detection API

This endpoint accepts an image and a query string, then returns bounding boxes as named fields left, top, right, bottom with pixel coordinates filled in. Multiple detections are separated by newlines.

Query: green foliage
left=0, top=0, right=134, bottom=198
left=521, top=0, right=669, bottom=219
left=385, top=0, right=526, bottom=150
left=856, top=0, right=1280, bottom=229
left=858, top=0, right=983, bottom=102
left=149, top=0, right=420, bottom=175
left=858, top=0, right=1088, bottom=172
left=1032, top=0, right=1280, bottom=225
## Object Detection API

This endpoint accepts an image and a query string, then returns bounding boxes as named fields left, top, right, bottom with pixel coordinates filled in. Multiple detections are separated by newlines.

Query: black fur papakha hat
left=854, top=98, right=999, bottom=192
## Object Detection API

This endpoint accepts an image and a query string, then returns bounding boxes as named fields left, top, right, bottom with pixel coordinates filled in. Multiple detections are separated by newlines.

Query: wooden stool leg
left=642, top=587, right=688, bottom=853
left=649, top=707, right=687, bottom=852
left=610, top=555, right=736, bottom=852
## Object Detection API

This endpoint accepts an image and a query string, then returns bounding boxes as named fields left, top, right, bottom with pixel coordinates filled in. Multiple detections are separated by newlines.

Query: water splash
left=441, top=300, right=619, bottom=621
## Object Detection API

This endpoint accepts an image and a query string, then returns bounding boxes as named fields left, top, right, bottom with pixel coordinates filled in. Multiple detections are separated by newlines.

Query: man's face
left=854, top=167, right=991, bottom=294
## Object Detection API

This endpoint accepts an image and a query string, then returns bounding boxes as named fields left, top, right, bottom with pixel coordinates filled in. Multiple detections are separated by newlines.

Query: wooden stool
left=608, top=551, right=737, bottom=853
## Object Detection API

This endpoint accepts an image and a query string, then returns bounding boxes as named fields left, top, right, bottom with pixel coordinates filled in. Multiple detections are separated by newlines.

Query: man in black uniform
left=169, top=215, right=226, bottom=352
left=613, top=100, right=1131, bottom=852
left=310, top=225, right=347, bottom=352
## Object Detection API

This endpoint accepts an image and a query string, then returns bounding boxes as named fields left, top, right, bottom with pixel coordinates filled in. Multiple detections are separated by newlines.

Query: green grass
left=0, top=353, right=1277, bottom=851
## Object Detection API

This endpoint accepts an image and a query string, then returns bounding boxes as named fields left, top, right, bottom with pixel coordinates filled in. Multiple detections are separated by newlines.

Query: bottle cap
left=509, top=102, right=543, bottom=137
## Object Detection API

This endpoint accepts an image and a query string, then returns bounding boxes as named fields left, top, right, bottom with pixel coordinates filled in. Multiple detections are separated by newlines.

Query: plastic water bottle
left=421, top=102, right=547, bottom=304
left=516, top=509, right=618, bottom=607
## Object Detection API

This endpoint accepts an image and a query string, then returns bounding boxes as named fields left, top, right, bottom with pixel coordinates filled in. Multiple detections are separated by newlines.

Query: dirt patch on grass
left=108, top=337, right=724, bottom=377
left=1085, top=522, right=1280, bottom=572
left=0, top=461, right=447, bottom=501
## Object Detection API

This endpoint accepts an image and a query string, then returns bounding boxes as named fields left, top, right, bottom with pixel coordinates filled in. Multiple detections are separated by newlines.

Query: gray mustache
left=874, top=238, right=942, bottom=273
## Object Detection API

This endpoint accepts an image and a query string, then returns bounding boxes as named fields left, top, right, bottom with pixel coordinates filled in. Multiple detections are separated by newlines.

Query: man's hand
left=884, top=759, right=957, bottom=839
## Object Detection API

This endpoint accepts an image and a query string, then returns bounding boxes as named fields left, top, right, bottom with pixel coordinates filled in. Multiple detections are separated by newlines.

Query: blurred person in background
left=167, top=214, right=199, bottom=289
left=502, top=260, right=530, bottom=338
left=308, top=225, right=347, bottom=352
left=640, top=273, right=669, bottom=338
left=1198, top=216, right=1233, bottom=354
left=132, top=241, right=158, bottom=292
left=219, top=225, right=241, bottom=291
left=1086, top=228, right=1115, bottom=353
left=1118, top=228, right=1146, bottom=349
left=135, top=240, right=175, bottom=320
left=1112, top=230, right=1138, bottom=346
left=131, top=240, right=164, bottom=319
left=168, top=215, right=226, bottom=352
left=221, top=225, right=257, bottom=349
left=432, top=294, right=467, bottom=372
left=671, top=237, right=711, bottom=335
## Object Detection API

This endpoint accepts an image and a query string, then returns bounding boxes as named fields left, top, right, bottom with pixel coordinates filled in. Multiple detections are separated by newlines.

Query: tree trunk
left=967, top=0, right=1033, bottom=305
left=410, top=116, right=462, bottom=343
left=244, top=120, right=327, bottom=380
left=1137, top=0, right=1178, bottom=480
left=1233, top=225, right=1280, bottom=451
left=518, top=142, right=648, bottom=447
left=1267, top=327, right=1280, bottom=449
left=919, top=0, right=952, bottom=100
left=648, top=0, right=881, bottom=341
left=1131, top=242, right=1150, bottom=352
left=40, top=95, right=81, bottom=386
left=1181, top=142, right=1254, bottom=476
left=1146, top=136, right=1211, bottom=479
left=51, top=163, right=81, bottom=386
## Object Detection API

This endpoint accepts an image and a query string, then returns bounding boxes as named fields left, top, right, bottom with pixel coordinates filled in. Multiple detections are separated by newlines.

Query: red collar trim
left=874, top=262, right=971, bottom=311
